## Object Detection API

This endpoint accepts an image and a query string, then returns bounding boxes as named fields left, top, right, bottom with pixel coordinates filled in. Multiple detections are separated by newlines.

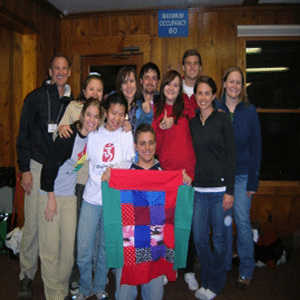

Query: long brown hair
left=154, top=70, right=184, bottom=121
left=219, top=66, right=250, bottom=106
left=115, top=66, right=140, bottom=104
left=75, top=97, right=102, bottom=130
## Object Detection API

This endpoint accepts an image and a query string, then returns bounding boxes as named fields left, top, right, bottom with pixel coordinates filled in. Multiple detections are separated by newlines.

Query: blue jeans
left=115, top=269, right=164, bottom=300
left=77, top=201, right=109, bottom=296
left=226, top=174, right=255, bottom=278
left=193, top=191, right=232, bottom=295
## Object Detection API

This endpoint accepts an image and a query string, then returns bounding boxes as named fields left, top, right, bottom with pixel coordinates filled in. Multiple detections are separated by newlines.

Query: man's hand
left=21, top=171, right=33, bottom=195
left=142, top=100, right=151, bottom=114
left=58, top=125, right=73, bottom=139
left=223, top=193, right=234, bottom=211
left=44, top=192, right=57, bottom=222
left=159, top=110, right=174, bottom=130
left=102, top=167, right=111, bottom=182
left=182, top=169, right=192, bottom=186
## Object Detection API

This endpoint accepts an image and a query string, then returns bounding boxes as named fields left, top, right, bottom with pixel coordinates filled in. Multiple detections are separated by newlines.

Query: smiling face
left=105, top=103, right=126, bottom=132
left=135, top=131, right=156, bottom=167
left=49, top=57, right=71, bottom=88
left=80, top=105, right=100, bottom=136
left=224, top=71, right=243, bottom=102
left=121, top=72, right=137, bottom=103
left=195, top=82, right=216, bottom=113
left=163, top=76, right=181, bottom=105
left=140, top=69, right=158, bottom=95
left=84, top=78, right=104, bottom=101
left=182, top=55, right=201, bottom=81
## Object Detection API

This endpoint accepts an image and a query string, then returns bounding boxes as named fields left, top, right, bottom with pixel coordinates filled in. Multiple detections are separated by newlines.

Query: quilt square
left=150, top=225, right=164, bottom=246
left=136, top=247, right=152, bottom=264
left=150, top=206, right=165, bottom=225
left=147, top=191, right=165, bottom=206
left=165, top=207, right=175, bottom=224
left=120, top=190, right=134, bottom=204
left=133, top=191, right=149, bottom=207
left=151, top=245, right=166, bottom=261
left=121, top=204, right=134, bottom=226
left=123, top=225, right=135, bottom=247
left=134, top=206, right=150, bottom=225
left=166, top=248, right=174, bottom=263
left=124, top=246, right=136, bottom=266
left=135, top=225, right=150, bottom=248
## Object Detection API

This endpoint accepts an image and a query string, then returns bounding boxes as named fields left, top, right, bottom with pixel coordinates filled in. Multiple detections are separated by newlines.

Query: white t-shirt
left=183, top=80, right=194, bottom=98
left=83, top=125, right=135, bottom=205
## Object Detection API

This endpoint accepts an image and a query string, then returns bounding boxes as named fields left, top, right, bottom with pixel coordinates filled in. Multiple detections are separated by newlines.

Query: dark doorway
left=82, top=54, right=143, bottom=95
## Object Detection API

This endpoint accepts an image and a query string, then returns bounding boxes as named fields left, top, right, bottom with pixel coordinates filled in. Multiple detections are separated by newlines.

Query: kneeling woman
left=39, top=98, right=101, bottom=300
left=190, top=76, right=236, bottom=300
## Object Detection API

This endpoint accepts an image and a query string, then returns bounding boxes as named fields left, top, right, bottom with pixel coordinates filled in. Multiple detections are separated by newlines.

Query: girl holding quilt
left=76, top=93, right=135, bottom=300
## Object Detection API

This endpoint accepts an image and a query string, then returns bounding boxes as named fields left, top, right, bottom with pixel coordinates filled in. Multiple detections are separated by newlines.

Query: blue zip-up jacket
left=215, top=96, right=262, bottom=192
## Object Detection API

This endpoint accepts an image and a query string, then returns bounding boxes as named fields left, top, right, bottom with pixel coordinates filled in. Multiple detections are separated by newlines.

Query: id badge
left=48, top=122, right=57, bottom=133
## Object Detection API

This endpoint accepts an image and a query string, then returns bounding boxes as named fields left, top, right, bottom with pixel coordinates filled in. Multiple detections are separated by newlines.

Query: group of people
left=16, top=49, right=261, bottom=300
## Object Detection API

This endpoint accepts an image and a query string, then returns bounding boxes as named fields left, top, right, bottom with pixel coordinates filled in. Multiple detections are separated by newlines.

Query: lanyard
left=47, top=88, right=64, bottom=123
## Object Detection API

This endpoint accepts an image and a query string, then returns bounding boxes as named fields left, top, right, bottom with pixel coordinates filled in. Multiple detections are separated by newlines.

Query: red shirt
left=183, top=93, right=198, bottom=120
left=152, top=104, right=196, bottom=180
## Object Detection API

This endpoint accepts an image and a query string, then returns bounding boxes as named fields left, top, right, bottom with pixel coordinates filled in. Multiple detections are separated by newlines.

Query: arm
left=247, top=106, right=262, bottom=193
left=53, top=101, right=78, bottom=140
left=135, top=100, right=153, bottom=128
left=223, top=114, right=236, bottom=196
left=41, top=129, right=76, bottom=192
left=16, top=92, right=37, bottom=173
left=44, top=192, right=57, bottom=222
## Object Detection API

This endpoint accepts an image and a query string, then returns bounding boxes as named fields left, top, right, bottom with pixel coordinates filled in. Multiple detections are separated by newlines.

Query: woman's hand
left=58, top=125, right=73, bottom=139
left=44, top=192, right=57, bottom=222
left=247, top=191, right=256, bottom=197
left=122, top=120, right=132, bottom=132
left=159, top=110, right=174, bottom=130
left=182, top=169, right=192, bottom=186
left=102, top=167, right=111, bottom=182
left=223, top=193, right=234, bottom=211
left=142, top=100, right=152, bottom=114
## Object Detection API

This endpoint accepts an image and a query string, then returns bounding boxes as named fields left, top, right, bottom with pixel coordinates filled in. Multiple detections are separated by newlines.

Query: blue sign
left=158, top=9, right=189, bottom=38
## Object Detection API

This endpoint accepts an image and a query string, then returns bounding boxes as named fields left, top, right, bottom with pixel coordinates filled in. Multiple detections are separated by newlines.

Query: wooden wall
left=0, top=0, right=61, bottom=168
left=60, top=5, right=300, bottom=98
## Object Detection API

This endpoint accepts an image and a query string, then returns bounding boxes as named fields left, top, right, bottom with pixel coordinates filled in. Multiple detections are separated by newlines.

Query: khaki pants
left=38, top=193, right=76, bottom=300
left=19, top=159, right=42, bottom=280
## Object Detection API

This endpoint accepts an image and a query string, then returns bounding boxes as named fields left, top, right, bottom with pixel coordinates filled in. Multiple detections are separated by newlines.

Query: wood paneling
left=60, top=5, right=300, bottom=96
left=0, top=0, right=60, bottom=168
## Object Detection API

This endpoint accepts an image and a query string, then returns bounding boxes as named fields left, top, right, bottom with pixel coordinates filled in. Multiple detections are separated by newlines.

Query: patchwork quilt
left=102, top=169, right=194, bottom=286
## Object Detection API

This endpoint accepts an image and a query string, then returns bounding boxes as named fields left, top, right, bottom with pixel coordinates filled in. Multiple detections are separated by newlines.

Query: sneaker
left=74, top=292, right=91, bottom=300
left=195, top=287, right=207, bottom=300
left=95, top=290, right=108, bottom=300
left=70, top=281, right=79, bottom=296
left=184, top=272, right=199, bottom=291
left=205, top=289, right=216, bottom=300
left=236, top=276, right=251, bottom=289
left=18, top=275, right=33, bottom=299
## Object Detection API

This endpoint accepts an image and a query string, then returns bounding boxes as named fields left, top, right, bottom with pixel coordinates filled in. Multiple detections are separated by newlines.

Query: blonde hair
left=219, top=67, right=249, bottom=106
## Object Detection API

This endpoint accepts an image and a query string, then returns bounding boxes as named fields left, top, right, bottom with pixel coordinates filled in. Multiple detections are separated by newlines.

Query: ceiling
left=47, top=0, right=300, bottom=16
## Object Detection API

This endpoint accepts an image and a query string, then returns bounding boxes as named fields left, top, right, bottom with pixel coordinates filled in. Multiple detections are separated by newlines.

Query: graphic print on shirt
left=73, top=143, right=87, bottom=173
left=103, top=143, right=115, bottom=162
